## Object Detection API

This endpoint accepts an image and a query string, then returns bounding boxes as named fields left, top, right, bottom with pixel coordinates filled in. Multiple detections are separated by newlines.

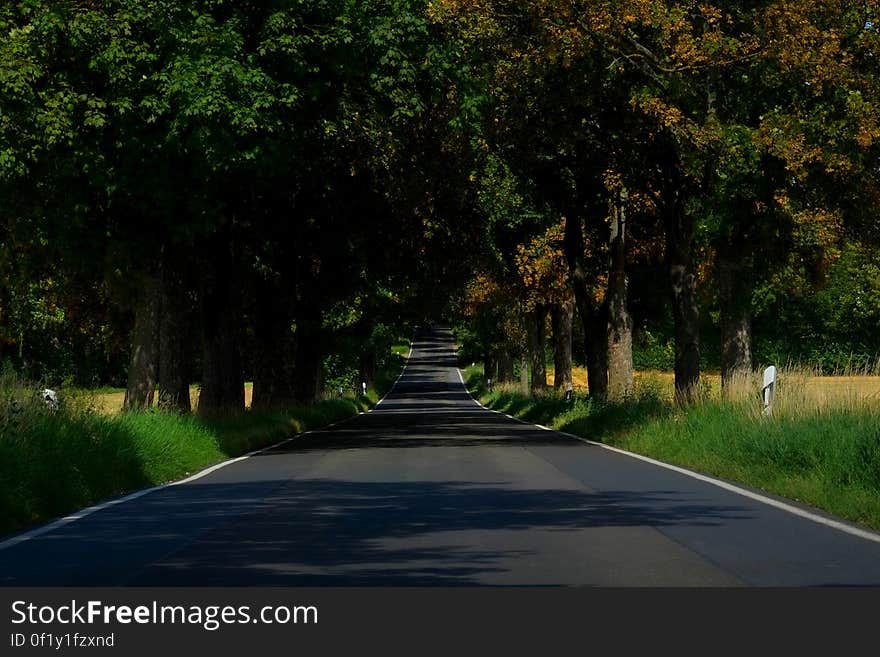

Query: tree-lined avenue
left=2, top=328, right=880, bottom=586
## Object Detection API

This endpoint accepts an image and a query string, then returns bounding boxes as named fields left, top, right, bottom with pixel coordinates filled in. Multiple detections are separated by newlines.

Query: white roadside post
left=566, top=381, right=574, bottom=403
left=42, top=389, right=59, bottom=412
left=762, top=366, right=777, bottom=417
left=361, top=381, right=367, bottom=397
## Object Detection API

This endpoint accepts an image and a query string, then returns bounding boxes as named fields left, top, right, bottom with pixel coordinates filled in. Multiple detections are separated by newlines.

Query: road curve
left=2, top=326, right=880, bottom=586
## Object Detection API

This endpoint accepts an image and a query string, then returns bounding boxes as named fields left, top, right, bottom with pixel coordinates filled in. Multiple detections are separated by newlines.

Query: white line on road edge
left=0, top=410, right=352, bottom=552
left=0, top=451, right=239, bottom=552
left=0, top=344, right=420, bottom=553
left=456, top=368, right=880, bottom=546
left=371, top=338, right=415, bottom=411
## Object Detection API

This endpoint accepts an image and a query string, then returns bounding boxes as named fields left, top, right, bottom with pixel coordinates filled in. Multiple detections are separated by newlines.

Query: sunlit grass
left=467, top=364, right=880, bottom=531
left=0, top=347, right=408, bottom=536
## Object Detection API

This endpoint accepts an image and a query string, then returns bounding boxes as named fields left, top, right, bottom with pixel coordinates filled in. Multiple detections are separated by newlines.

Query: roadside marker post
left=43, top=388, right=59, bottom=412
left=762, top=365, right=777, bottom=416
left=566, top=381, right=573, bottom=404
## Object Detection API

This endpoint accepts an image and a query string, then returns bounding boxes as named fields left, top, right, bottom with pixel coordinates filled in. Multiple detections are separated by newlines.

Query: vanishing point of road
left=3, top=327, right=880, bottom=586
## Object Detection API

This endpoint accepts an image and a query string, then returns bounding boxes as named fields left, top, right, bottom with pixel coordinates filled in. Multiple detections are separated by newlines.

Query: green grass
left=391, top=342, right=411, bottom=357
left=0, top=351, right=406, bottom=537
left=465, top=366, right=880, bottom=532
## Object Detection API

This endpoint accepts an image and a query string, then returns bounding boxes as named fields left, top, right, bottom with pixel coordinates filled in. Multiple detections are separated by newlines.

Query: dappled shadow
left=132, top=479, right=754, bottom=585
left=6, top=326, right=880, bottom=587
left=0, top=477, right=752, bottom=586
left=273, top=408, right=577, bottom=451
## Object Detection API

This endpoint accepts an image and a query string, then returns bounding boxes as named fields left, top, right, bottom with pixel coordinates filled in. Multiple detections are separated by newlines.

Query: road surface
left=3, top=327, right=880, bottom=586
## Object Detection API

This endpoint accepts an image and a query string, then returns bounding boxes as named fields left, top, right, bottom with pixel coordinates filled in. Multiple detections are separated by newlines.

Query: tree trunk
left=665, top=204, right=700, bottom=403
left=484, top=353, right=497, bottom=383
left=528, top=305, right=548, bottom=392
left=123, top=275, right=160, bottom=411
left=719, top=256, right=752, bottom=389
left=292, top=317, right=322, bottom=403
left=251, top=278, right=297, bottom=410
left=198, top=250, right=244, bottom=416
left=607, top=195, right=633, bottom=401
left=358, top=349, right=377, bottom=389
left=563, top=214, right=608, bottom=401
left=157, top=256, right=192, bottom=413
left=498, top=350, right=515, bottom=383
left=585, top=304, right=608, bottom=401
left=551, top=295, right=574, bottom=391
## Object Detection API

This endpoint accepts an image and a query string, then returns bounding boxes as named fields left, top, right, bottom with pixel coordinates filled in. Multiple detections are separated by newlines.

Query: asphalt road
left=3, top=326, right=880, bottom=586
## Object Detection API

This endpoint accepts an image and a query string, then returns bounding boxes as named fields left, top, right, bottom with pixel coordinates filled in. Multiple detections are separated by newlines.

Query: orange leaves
left=847, top=91, right=880, bottom=149
left=760, top=0, right=858, bottom=93
left=514, top=220, right=570, bottom=307
left=856, top=122, right=880, bottom=149
left=773, top=191, right=844, bottom=271
left=757, top=109, right=862, bottom=179
left=461, top=271, right=502, bottom=317
left=632, top=94, right=685, bottom=131
left=601, top=169, right=624, bottom=195
left=791, top=207, right=844, bottom=253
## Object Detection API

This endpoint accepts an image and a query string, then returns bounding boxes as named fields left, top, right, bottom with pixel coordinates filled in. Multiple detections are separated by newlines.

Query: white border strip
left=0, top=417, right=334, bottom=552
left=456, top=367, right=880, bottom=545
left=370, top=339, right=415, bottom=411
left=0, top=339, right=417, bottom=553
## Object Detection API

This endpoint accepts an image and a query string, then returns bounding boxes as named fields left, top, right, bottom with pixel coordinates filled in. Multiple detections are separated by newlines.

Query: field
left=470, top=366, right=880, bottom=531
left=548, top=367, right=880, bottom=408
left=85, top=384, right=252, bottom=415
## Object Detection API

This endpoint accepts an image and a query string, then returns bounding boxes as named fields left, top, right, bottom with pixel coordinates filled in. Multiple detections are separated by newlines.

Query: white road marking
left=455, top=368, right=880, bottom=546
left=14, top=339, right=875, bottom=554
left=0, top=342, right=418, bottom=553
left=373, top=338, right=415, bottom=408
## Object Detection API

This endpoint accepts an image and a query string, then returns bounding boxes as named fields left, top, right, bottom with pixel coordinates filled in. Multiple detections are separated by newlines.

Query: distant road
left=2, top=326, right=880, bottom=585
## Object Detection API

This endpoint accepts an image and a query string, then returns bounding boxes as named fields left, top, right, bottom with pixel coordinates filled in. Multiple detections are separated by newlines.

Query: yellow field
left=549, top=367, right=722, bottom=396
left=548, top=367, right=880, bottom=409
left=87, top=368, right=880, bottom=414
left=88, top=383, right=254, bottom=414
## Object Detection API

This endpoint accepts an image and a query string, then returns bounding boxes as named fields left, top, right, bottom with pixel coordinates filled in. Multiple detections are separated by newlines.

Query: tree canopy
left=1, top=0, right=877, bottom=411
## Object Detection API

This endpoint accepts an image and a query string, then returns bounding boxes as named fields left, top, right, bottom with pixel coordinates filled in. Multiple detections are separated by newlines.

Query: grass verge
left=465, top=366, right=880, bottom=532
left=0, top=347, right=407, bottom=537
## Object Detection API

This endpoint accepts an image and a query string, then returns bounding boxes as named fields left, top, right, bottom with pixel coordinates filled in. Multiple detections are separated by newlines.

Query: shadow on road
left=133, top=479, right=753, bottom=585
left=0, top=476, right=752, bottom=586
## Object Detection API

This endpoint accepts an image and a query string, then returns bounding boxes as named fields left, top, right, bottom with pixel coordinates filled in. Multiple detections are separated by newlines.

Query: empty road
left=2, top=327, right=880, bottom=586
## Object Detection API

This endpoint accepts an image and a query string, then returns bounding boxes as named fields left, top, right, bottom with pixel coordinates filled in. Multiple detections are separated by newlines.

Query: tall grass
left=466, top=365, right=880, bottom=531
left=0, top=351, right=406, bottom=536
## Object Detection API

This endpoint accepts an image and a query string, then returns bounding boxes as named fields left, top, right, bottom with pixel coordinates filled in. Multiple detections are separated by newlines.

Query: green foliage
left=0, top=0, right=454, bottom=399
left=323, top=326, right=409, bottom=393
left=2, top=0, right=879, bottom=412
left=632, top=328, right=675, bottom=371
left=753, top=241, right=880, bottom=372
